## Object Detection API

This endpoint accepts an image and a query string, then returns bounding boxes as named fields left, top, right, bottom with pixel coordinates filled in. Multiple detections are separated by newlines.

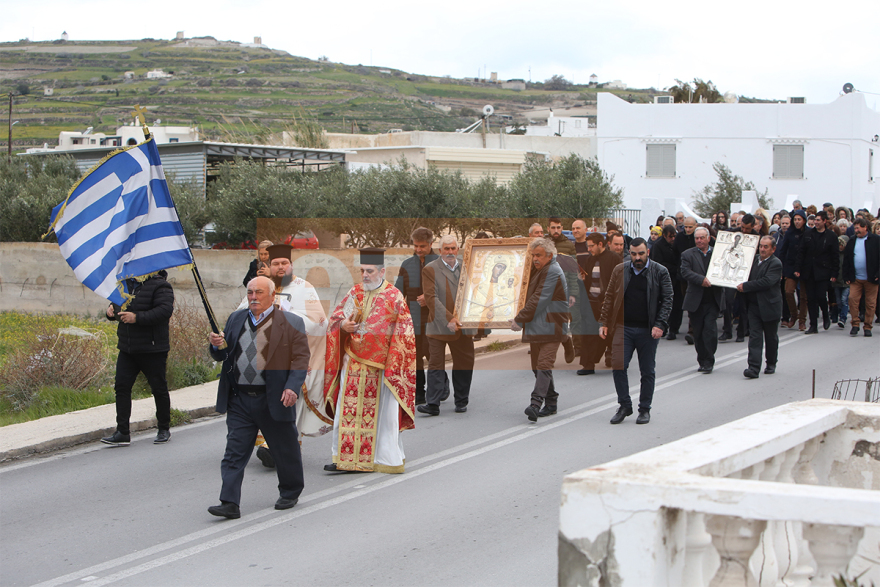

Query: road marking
left=31, top=331, right=809, bottom=587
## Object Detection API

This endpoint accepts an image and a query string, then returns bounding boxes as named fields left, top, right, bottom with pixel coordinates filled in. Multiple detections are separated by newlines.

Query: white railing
left=559, top=399, right=880, bottom=587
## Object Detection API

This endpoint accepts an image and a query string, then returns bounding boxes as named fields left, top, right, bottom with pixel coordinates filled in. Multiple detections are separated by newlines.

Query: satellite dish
left=842, top=83, right=854, bottom=94
left=482, top=104, right=494, bottom=117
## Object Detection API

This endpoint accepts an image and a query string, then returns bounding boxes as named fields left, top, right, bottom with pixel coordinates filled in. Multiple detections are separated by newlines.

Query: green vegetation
left=692, top=163, right=772, bottom=217
left=1, top=37, right=668, bottom=149
left=0, top=304, right=219, bottom=426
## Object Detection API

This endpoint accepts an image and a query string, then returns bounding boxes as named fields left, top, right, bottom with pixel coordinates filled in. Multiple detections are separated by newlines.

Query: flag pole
left=133, top=105, right=226, bottom=348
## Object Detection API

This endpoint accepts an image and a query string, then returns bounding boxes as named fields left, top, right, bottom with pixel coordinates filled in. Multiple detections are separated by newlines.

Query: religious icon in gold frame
left=453, top=237, right=533, bottom=329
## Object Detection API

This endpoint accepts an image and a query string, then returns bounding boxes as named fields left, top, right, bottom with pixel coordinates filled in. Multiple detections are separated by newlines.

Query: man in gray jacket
left=419, top=235, right=475, bottom=415
left=599, top=239, right=672, bottom=425
left=511, top=239, right=570, bottom=422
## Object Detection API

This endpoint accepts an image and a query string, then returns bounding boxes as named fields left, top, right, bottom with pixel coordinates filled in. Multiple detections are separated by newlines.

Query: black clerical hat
left=266, top=244, right=293, bottom=261
left=359, top=247, right=385, bottom=265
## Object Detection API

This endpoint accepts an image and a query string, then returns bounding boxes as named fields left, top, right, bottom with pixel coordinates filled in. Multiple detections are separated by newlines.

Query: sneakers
left=866, top=330, right=873, bottom=338
left=154, top=429, right=171, bottom=444
left=524, top=405, right=539, bottom=422
left=838, top=321, right=845, bottom=329
left=850, top=326, right=860, bottom=337
left=101, top=431, right=131, bottom=447
left=610, top=406, right=633, bottom=424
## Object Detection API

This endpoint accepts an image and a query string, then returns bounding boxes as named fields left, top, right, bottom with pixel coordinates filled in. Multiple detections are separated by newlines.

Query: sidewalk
left=0, top=334, right=523, bottom=461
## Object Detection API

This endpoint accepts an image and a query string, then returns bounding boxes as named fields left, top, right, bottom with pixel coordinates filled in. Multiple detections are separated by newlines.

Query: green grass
left=0, top=385, right=115, bottom=426
left=0, top=311, right=116, bottom=359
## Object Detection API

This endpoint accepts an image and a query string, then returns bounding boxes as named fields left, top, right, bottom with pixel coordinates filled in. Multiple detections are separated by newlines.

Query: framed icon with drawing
left=453, top=237, right=533, bottom=329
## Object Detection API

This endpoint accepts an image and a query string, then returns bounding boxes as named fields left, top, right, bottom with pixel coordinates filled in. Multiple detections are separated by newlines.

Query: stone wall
left=0, top=243, right=413, bottom=322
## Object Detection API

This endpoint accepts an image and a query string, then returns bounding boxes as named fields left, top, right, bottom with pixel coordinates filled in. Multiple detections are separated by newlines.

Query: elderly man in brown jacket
left=511, top=238, right=571, bottom=422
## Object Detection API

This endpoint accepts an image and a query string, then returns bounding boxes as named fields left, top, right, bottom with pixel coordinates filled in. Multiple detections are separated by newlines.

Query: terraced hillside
left=0, top=37, right=661, bottom=150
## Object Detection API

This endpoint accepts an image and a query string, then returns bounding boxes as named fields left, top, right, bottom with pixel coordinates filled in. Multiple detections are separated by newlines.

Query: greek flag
left=48, top=137, right=193, bottom=306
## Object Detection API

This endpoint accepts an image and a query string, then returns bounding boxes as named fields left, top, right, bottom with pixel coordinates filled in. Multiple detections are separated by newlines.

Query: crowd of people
left=95, top=205, right=878, bottom=519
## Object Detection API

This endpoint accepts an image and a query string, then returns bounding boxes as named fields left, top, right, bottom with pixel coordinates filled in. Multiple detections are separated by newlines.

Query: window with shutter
left=646, top=144, right=676, bottom=177
left=772, top=145, right=804, bottom=179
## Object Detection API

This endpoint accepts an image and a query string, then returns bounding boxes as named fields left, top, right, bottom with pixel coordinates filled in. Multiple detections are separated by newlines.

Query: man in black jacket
left=101, top=271, right=175, bottom=446
left=599, top=239, right=672, bottom=425
left=738, top=237, right=784, bottom=378
left=394, top=227, right=439, bottom=405
left=650, top=225, right=682, bottom=339
left=842, top=217, right=880, bottom=336
left=796, top=211, right=839, bottom=334
left=577, top=233, right=621, bottom=375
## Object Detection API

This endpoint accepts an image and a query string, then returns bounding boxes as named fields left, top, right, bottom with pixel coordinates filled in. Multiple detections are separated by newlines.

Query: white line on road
left=31, top=331, right=808, bottom=587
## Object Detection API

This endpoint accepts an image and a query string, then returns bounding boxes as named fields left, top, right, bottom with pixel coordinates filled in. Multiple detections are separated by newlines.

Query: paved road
left=1, top=326, right=877, bottom=587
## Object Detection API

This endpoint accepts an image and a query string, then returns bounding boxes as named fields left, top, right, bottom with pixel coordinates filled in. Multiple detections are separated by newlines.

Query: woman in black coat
left=778, top=210, right=808, bottom=329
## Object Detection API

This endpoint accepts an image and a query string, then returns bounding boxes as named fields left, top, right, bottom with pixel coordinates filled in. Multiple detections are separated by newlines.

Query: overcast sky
left=3, top=0, right=878, bottom=106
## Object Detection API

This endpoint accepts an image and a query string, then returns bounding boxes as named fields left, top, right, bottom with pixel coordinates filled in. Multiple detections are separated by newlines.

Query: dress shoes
left=798, top=323, right=806, bottom=331
left=610, top=406, right=633, bottom=424
left=823, top=316, right=831, bottom=330
left=154, top=429, right=171, bottom=444
left=208, top=502, right=241, bottom=519
left=718, top=332, right=732, bottom=342
left=416, top=404, right=439, bottom=416
left=275, top=497, right=298, bottom=510
left=850, top=326, right=860, bottom=336
left=804, top=327, right=818, bottom=335
left=563, top=338, right=576, bottom=364
left=764, top=365, right=776, bottom=374
left=743, top=369, right=760, bottom=379
left=636, top=410, right=650, bottom=425
left=537, top=405, right=557, bottom=417
left=256, top=445, right=276, bottom=469
left=576, top=369, right=595, bottom=376
left=100, top=431, right=130, bottom=447
left=735, top=336, right=745, bottom=343
left=685, top=334, right=695, bottom=345
left=524, top=405, right=539, bottom=422
left=666, top=332, right=677, bottom=341
left=697, top=365, right=714, bottom=374
left=454, top=405, right=467, bottom=413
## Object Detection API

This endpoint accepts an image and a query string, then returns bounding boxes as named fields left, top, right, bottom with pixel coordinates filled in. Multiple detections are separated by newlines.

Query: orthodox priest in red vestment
left=323, top=248, right=416, bottom=473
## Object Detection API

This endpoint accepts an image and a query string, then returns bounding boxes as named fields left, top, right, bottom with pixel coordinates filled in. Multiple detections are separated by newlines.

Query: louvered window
left=773, top=145, right=804, bottom=179
left=646, top=144, right=676, bottom=177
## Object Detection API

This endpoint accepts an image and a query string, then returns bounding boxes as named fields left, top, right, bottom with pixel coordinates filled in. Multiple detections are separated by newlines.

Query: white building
left=27, top=122, right=200, bottom=153
left=526, top=112, right=596, bottom=138
left=145, top=69, right=172, bottom=79
left=604, top=79, right=626, bottom=89
left=597, top=92, right=880, bottom=217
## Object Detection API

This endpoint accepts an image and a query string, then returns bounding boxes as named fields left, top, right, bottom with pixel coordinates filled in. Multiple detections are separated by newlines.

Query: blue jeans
left=611, top=326, right=659, bottom=412
left=834, top=287, right=849, bottom=324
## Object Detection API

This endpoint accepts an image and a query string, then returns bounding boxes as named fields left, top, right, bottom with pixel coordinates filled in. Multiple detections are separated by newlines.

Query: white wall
left=597, top=92, right=880, bottom=214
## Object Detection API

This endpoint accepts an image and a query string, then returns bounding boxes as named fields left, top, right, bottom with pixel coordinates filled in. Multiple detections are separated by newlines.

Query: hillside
left=0, top=36, right=664, bottom=150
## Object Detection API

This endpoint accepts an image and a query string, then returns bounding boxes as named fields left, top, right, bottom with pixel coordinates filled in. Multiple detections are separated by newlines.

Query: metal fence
left=608, top=209, right=641, bottom=237
left=831, top=377, right=880, bottom=402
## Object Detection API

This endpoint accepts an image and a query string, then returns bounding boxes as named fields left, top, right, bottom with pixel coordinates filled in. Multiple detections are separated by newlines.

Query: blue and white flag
left=48, top=137, right=193, bottom=306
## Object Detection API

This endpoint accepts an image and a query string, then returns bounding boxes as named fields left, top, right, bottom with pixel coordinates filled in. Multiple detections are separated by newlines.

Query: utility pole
left=7, top=93, right=13, bottom=163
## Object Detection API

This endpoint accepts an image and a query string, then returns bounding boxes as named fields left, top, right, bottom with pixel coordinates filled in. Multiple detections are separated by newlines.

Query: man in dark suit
left=795, top=210, right=839, bottom=334
left=394, top=227, right=439, bottom=405
left=419, top=235, right=475, bottom=416
left=207, top=276, right=310, bottom=519
left=738, top=236, right=783, bottom=378
left=680, top=227, right=725, bottom=373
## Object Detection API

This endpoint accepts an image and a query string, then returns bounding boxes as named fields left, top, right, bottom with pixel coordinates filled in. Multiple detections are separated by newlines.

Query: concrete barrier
left=0, top=243, right=413, bottom=321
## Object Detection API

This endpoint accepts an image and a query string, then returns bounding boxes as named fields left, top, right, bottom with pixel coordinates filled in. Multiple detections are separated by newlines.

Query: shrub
left=165, top=298, right=217, bottom=390
left=0, top=326, right=112, bottom=412
left=0, top=154, right=81, bottom=242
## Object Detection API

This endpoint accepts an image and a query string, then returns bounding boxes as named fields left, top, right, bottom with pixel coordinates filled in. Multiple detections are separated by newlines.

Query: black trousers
left=668, top=281, right=684, bottom=334
left=689, top=299, right=719, bottom=368
left=427, top=336, right=474, bottom=408
left=114, top=350, right=170, bottom=435
left=415, top=333, right=429, bottom=398
left=220, top=392, right=304, bottom=506
left=579, top=300, right=607, bottom=369
left=746, top=305, right=779, bottom=371
left=803, top=278, right=830, bottom=328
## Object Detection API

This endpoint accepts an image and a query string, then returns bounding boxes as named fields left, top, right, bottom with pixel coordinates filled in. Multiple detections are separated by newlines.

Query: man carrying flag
left=46, top=110, right=202, bottom=446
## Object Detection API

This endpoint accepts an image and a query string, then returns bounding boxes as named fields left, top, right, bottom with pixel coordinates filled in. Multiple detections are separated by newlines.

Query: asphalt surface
left=1, top=323, right=877, bottom=587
